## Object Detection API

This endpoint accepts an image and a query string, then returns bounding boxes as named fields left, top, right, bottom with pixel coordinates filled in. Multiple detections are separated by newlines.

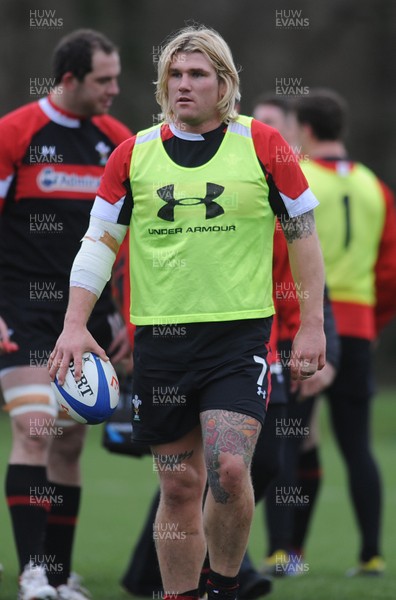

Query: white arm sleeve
left=70, top=216, right=128, bottom=298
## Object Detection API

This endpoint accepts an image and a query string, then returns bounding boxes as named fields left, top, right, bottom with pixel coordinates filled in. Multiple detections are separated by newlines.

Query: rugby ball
left=52, top=352, right=120, bottom=424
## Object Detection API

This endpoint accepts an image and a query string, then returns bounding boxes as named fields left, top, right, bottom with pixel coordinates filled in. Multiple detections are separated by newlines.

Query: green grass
left=0, top=389, right=395, bottom=599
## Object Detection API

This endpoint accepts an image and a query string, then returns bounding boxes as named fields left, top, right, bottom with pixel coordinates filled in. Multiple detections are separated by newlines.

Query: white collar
left=169, top=122, right=205, bottom=141
left=39, top=97, right=81, bottom=128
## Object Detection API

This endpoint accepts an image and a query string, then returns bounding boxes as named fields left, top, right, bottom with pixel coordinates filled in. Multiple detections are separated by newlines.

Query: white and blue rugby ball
left=52, top=352, right=120, bottom=425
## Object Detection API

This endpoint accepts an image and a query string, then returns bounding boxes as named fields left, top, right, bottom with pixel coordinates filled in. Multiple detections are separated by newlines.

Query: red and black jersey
left=0, top=96, right=132, bottom=311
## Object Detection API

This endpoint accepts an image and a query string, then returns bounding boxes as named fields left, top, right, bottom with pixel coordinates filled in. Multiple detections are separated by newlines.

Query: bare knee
left=153, top=425, right=206, bottom=509
left=207, top=454, right=249, bottom=501
left=2, top=373, right=59, bottom=464
left=160, top=469, right=206, bottom=509
left=11, top=413, right=53, bottom=463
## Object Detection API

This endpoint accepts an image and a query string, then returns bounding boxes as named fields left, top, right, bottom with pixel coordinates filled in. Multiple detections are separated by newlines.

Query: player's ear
left=218, top=78, right=226, bottom=100
left=60, top=71, right=79, bottom=91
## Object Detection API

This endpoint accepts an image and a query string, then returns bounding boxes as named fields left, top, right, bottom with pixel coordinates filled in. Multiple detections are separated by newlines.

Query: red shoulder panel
left=251, top=118, right=309, bottom=199
left=0, top=102, right=50, bottom=195
left=97, top=136, right=136, bottom=205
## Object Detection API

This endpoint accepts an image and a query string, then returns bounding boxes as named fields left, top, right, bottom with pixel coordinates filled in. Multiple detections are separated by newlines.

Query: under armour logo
left=257, top=386, right=266, bottom=399
left=156, top=182, right=225, bottom=222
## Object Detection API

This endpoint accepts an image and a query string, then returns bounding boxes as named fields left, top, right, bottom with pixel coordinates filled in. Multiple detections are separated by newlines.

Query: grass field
left=0, top=389, right=395, bottom=599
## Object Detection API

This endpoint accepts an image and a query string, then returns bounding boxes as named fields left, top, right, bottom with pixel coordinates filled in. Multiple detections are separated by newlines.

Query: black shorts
left=0, top=304, right=119, bottom=370
left=131, top=318, right=272, bottom=445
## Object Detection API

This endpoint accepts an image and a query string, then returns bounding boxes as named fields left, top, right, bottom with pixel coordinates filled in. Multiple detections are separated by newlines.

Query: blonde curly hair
left=155, top=25, right=241, bottom=124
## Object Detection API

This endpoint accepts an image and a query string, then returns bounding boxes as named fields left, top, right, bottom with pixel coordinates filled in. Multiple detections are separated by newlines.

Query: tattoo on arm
left=201, top=410, right=261, bottom=504
left=281, top=210, right=315, bottom=243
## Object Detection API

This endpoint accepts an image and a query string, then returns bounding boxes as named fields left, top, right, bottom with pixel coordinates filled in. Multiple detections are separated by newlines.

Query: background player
left=252, top=93, right=299, bottom=150
left=0, top=29, right=132, bottom=600
left=292, top=88, right=396, bottom=576
left=252, top=93, right=338, bottom=576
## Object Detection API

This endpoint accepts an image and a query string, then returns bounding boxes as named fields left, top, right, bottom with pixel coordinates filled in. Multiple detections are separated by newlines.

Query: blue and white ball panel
left=51, top=352, right=119, bottom=425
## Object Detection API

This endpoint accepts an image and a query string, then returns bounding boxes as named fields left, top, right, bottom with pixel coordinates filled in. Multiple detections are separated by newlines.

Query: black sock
left=207, top=569, right=238, bottom=600
left=199, top=554, right=210, bottom=595
left=5, top=465, right=50, bottom=572
left=45, top=482, right=81, bottom=586
left=291, top=447, right=322, bottom=552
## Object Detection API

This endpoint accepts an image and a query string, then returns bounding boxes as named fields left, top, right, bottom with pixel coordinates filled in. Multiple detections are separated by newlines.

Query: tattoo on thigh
left=281, top=210, right=315, bottom=243
left=201, top=411, right=261, bottom=504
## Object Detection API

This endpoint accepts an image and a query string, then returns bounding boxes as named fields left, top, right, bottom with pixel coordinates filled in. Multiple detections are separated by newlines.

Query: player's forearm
left=64, top=286, right=99, bottom=328
left=284, top=218, right=326, bottom=378
left=70, top=216, right=127, bottom=298
left=282, top=211, right=325, bottom=327
left=287, top=233, right=324, bottom=326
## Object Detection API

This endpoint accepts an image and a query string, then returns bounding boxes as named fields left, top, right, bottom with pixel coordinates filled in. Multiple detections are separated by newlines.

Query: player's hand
left=48, top=326, right=108, bottom=385
left=0, top=316, right=19, bottom=354
left=292, top=362, right=337, bottom=401
left=289, top=323, right=326, bottom=381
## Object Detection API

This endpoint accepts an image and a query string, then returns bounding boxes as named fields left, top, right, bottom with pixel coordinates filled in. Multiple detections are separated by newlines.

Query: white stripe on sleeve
left=280, top=188, right=319, bottom=218
left=91, top=195, right=126, bottom=223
